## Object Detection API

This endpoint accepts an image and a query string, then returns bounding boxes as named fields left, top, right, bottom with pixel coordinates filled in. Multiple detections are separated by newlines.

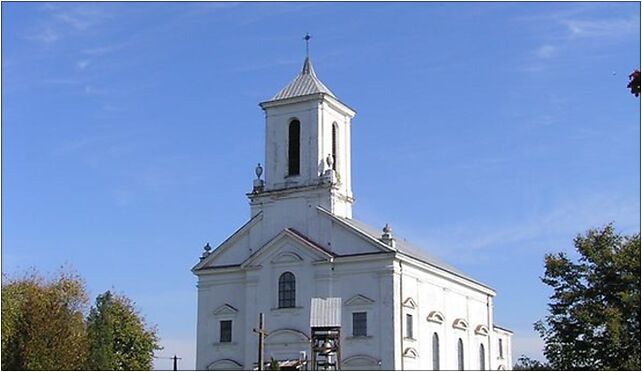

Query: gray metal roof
left=310, top=297, right=342, bottom=328
left=270, top=58, right=335, bottom=101
left=335, top=216, right=492, bottom=289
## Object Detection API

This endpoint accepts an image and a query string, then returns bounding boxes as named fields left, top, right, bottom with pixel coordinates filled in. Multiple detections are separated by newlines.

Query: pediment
left=241, top=229, right=333, bottom=269
left=345, top=294, right=375, bottom=307
left=213, top=303, right=238, bottom=316
left=427, top=310, right=445, bottom=324
left=270, top=251, right=304, bottom=264
left=402, top=297, right=417, bottom=309
left=475, top=324, right=490, bottom=336
left=453, top=318, right=469, bottom=330
left=193, top=212, right=263, bottom=271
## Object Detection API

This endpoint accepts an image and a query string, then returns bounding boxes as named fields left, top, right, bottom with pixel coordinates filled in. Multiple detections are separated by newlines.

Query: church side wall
left=395, top=259, right=499, bottom=370
left=492, top=327, right=513, bottom=370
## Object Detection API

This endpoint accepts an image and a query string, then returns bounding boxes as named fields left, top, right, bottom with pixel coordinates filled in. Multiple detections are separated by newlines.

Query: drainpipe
left=487, top=295, right=492, bottom=370
left=399, top=260, right=404, bottom=370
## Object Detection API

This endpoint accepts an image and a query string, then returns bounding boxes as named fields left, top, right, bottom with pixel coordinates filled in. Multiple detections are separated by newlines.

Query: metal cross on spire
left=304, top=33, right=311, bottom=58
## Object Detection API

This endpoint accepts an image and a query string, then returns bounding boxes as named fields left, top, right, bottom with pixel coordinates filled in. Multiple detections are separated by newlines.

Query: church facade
left=193, top=57, right=512, bottom=370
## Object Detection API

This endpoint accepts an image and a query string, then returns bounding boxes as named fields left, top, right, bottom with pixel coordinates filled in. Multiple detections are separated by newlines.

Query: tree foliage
left=1, top=270, right=89, bottom=370
left=535, top=224, right=640, bottom=370
left=86, top=291, right=161, bottom=370
left=512, top=355, right=550, bottom=370
left=628, top=69, right=640, bottom=97
left=2, top=269, right=161, bottom=370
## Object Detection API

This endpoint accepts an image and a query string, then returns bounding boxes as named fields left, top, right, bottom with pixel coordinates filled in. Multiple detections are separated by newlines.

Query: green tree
left=268, top=357, right=280, bottom=370
left=1, top=269, right=89, bottom=370
left=86, top=291, right=161, bottom=370
left=512, top=355, right=550, bottom=370
left=535, top=224, right=640, bottom=370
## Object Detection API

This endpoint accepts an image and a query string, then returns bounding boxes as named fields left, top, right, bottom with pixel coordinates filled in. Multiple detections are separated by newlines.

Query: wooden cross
left=253, top=313, right=269, bottom=371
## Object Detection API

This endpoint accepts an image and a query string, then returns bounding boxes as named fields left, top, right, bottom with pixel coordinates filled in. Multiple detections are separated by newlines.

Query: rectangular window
left=406, top=314, right=413, bottom=339
left=220, top=320, right=232, bottom=343
left=498, top=338, right=503, bottom=358
left=352, top=312, right=367, bottom=337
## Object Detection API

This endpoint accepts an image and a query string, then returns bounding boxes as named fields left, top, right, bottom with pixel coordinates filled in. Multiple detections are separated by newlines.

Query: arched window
left=479, top=343, right=485, bottom=370
left=288, top=120, right=300, bottom=176
left=457, top=338, right=464, bottom=371
left=278, top=272, right=295, bottom=308
left=432, top=333, right=440, bottom=370
left=331, top=122, right=338, bottom=171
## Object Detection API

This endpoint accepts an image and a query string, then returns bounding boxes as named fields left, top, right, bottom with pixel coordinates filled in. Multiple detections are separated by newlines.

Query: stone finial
left=381, top=224, right=395, bottom=248
left=326, top=153, right=334, bottom=169
left=253, top=163, right=265, bottom=193
left=255, top=163, right=263, bottom=179
left=201, top=242, right=212, bottom=259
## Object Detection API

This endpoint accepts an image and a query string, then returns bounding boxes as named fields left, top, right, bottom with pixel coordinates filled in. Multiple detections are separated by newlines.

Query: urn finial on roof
left=381, top=224, right=396, bottom=248
left=201, top=242, right=212, bottom=259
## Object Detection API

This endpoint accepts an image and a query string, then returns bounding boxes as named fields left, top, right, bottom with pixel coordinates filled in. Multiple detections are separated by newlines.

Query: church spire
left=301, top=57, right=316, bottom=76
left=301, top=33, right=315, bottom=76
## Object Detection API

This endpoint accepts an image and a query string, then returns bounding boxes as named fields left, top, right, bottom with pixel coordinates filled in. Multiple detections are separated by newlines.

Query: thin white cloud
left=26, top=3, right=112, bottom=46
left=42, top=77, right=82, bottom=85
left=534, top=44, right=556, bottom=59
left=84, top=85, right=105, bottom=95
left=27, top=26, right=60, bottom=44
left=51, top=4, right=112, bottom=31
left=564, top=18, right=638, bottom=38
left=407, top=192, right=639, bottom=265
left=517, top=4, right=638, bottom=73
left=82, top=41, right=131, bottom=56
left=76, top=60, right=91, bottom=70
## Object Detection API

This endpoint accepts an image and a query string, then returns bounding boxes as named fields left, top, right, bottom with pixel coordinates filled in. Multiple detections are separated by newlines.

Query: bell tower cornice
left=260, top=93, right=356, bottom=118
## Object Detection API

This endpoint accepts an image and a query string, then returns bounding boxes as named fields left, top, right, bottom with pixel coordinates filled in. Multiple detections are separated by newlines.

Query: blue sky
left=2, top=1, right=640, bottom=369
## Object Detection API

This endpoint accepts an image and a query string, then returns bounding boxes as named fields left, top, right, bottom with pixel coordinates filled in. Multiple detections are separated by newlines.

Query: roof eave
left=259, top=93, right=356, bottom=117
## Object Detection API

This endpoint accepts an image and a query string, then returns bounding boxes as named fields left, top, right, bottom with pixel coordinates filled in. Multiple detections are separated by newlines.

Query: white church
left=193, top=54, right=513, bottom=371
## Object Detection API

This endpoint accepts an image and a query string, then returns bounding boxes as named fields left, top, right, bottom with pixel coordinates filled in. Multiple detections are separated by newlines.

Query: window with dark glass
left=288, top=120, right=300, bottom=176
left=499, top=338, right=503, bottom=358
left=432, top=333, right=440, bottom=370
left=220, top=320, right=232, bottom=343
left=331, top=123, right=338, bottom=171
left=479, top=343, right=486, bottom=370
left=352, top=312, right=367, bottom=336
left=406, top=314, right=413, bottom=338
left=457, top=338, right=464, bottom=371
left=278, top=272, right=296, bottom=308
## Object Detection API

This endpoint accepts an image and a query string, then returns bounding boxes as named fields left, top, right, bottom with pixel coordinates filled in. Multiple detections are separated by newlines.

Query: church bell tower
left=248, top=51, right=356, bottom=226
